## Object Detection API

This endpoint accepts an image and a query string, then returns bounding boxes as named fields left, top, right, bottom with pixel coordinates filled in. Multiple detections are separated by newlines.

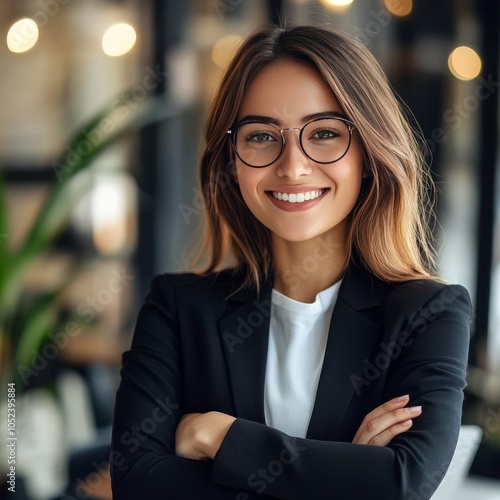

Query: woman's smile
left=266, top=188, right=329, bottom=211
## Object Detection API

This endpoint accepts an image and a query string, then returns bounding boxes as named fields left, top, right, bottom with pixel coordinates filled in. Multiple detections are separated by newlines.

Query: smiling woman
left=232, top=61, right=363, bottom=288
left=111, top=25, right=471, bottom=499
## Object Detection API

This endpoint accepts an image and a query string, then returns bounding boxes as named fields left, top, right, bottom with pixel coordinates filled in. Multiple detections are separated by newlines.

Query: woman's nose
left=274, top=130, right=313, bottom=179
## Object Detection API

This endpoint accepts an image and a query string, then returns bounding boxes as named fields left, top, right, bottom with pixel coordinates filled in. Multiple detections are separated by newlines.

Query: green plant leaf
left=9, top=92, right=177, bottom=282
left=11, top=259, right=83, bottom=376
left=19, top=93, right=137, bottom=261
left=13, top=291, right=59, bottom=369
left=0, top=91, right=149, bottom=322
left=0, top=173, right=8, bottom=260
left=0, top=90, right=178, bottom=380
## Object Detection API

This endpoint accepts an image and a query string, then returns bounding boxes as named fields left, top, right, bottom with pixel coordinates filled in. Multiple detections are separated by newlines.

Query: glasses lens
left=301, top=118, right=352, bottom=163
left=234, top=123, right=282, bottom=167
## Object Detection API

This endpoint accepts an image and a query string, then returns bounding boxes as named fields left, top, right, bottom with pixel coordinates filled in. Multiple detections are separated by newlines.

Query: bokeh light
left=384, top=0, right=413, bottom=17
left=91, top=176, right=135, bottom=255
left=211, top=34, right=243, bottom=69
left=102, top=23, right=137, bottom=57
left=7, top=18, right=39, bottom=54
left=320, top=0, right=354, bottom=9
left=448, top=46, right=482, bottom=81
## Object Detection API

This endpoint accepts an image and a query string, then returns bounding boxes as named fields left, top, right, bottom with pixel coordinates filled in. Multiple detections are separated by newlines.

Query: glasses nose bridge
left=279, top=126, right=303, bottom=150
left=279, top=126, right=308, bottom=163
left=280, top=126, right=301, bottom=138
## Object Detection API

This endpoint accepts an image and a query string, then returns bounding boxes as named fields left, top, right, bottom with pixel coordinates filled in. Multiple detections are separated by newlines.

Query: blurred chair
left=430, top=425, right=482, bottom=500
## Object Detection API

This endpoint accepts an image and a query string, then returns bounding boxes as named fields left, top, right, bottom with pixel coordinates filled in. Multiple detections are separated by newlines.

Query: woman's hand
left=352, top=395, right=422, bottom=446
left=175, top=411, right=236, bottom=460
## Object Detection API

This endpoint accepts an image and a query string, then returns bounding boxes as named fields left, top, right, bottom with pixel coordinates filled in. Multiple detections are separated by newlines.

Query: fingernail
left=393, top=395, right=409, bottom=403
left=406, top=406, right=422, bottom=414
left=400, top=419, right=412, bottom=427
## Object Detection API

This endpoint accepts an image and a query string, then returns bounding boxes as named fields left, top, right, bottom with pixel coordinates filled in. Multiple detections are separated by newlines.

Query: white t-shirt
left=264, top=281, right=342, bottom=438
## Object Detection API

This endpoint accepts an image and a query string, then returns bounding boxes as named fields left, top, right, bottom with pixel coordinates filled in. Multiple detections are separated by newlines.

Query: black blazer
left=111, top=261, right=471, bottom=500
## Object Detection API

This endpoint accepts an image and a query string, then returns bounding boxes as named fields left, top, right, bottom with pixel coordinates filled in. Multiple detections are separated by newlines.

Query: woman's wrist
left=201, top=411, right=237, bottom=459
left=175, top=411, right=236, bottom=460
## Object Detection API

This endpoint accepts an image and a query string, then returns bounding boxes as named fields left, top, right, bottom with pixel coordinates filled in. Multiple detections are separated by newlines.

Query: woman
left=111, top=25, right=471, bottom=499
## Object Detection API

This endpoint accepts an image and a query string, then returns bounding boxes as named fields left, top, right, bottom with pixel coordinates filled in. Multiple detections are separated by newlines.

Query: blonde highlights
left=195, top=25, right=438, bottom=291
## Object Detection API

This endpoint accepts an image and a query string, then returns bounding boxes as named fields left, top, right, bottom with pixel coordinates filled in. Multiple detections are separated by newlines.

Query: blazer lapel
left=307, top=262, right=387, bottom=440
left=217, top=263, right=387, bottom=436
left=218, top=282, right=273, bottom=423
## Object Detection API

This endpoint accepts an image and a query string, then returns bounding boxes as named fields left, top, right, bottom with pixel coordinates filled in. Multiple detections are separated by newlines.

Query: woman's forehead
left=238, top=60, right=343, bottom=123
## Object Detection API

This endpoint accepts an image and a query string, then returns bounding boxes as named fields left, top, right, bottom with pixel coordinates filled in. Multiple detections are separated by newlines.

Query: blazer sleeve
left=110, top=276, right=274, bottom=500
left=211, top=284, right=472, bottom=500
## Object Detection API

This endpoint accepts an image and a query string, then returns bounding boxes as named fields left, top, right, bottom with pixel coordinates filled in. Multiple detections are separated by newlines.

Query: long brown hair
left=195, top=24, right=438, bottom=292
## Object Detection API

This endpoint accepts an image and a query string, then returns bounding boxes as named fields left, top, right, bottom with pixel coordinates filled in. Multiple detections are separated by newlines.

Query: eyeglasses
left=227, top=116, right=356, bottom=168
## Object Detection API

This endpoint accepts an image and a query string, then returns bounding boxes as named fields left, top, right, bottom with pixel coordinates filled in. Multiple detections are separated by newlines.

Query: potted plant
left=0, top=88, right=174, bottom=497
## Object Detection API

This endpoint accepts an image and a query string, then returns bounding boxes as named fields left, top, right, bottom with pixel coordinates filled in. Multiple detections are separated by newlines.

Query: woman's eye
left=311, top=129, right=339, bottom=140
left=247, top=133, right=276, bottom=142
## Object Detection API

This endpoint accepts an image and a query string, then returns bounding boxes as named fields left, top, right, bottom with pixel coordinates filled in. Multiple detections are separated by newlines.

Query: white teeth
left=272, top=189, right=324, bottom=203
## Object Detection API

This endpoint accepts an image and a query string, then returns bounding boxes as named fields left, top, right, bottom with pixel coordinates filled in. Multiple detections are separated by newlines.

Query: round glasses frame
left=227, top=116, right=357, bottom=168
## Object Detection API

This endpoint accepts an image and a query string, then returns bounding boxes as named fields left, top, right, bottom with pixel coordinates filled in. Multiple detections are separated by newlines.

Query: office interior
left=0, top=0, right=499, bottom=499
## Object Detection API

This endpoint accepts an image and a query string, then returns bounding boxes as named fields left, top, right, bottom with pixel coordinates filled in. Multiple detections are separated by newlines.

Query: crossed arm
left=175, top=395, right=422, bottom=460
left=111, top=279, right=470, bottom=499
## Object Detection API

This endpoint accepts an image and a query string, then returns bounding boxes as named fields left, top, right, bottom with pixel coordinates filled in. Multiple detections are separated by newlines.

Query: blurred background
left=0, top=0, right=499, bottom=499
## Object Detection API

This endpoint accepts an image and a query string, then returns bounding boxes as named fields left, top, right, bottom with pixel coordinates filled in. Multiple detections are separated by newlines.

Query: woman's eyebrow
left=238, top=111, right=348, bottom=125
left=301, top=111, right=347, bottom=122
left=238, top=114, right=280, bottom=125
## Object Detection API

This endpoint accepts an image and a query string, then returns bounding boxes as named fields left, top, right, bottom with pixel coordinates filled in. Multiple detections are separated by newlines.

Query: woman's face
left=234, top=60, right=364, bottom=245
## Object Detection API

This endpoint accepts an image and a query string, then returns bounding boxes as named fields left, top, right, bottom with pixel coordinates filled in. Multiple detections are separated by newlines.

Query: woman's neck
left=272, top=230, right=349, bottom=303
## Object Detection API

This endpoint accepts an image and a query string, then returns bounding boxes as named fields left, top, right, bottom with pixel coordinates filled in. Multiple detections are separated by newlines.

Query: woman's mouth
left=270, top=189, right=326, bottom=204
